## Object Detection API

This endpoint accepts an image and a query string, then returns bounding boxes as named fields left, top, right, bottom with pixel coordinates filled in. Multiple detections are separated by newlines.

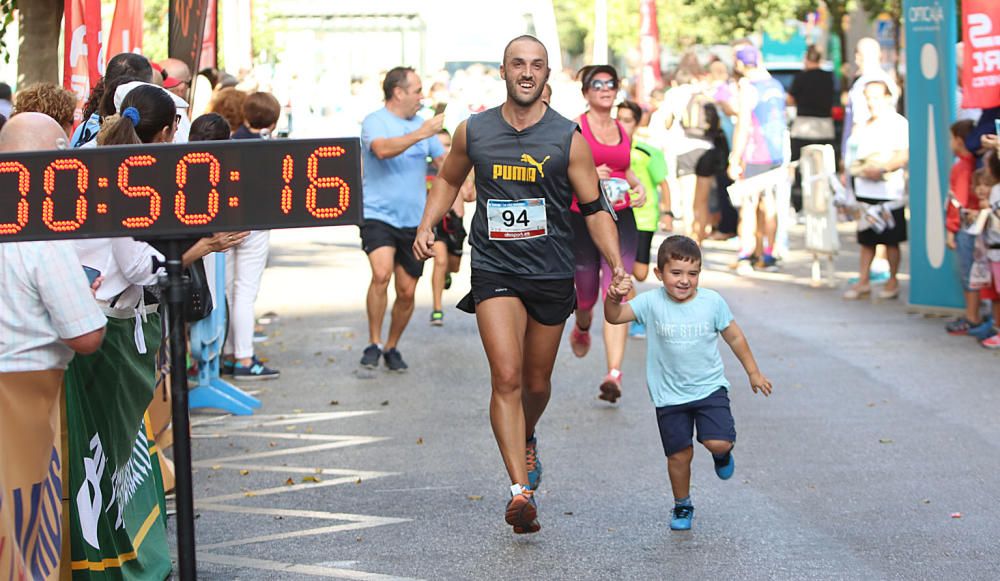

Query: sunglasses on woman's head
left=588, top=78, right=617, bottom=91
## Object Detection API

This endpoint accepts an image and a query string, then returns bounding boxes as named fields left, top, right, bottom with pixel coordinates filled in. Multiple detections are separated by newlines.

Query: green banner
left=65, top=316, right=171, bottom=580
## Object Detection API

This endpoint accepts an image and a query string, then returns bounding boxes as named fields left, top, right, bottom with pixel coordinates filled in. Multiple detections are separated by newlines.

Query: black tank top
left=466, top=105, right=578, bottom=279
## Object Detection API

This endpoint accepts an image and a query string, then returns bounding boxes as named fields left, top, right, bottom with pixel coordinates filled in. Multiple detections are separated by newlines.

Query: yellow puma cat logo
left=520, top=154, right=550, bottom=178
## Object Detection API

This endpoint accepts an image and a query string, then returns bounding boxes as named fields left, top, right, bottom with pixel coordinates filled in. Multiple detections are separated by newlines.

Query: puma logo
left=520, top=154, right=550, bottom=178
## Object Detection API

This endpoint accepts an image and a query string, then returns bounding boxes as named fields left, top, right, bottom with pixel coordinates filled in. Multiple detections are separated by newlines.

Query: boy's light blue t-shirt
left=629, top=287, right=734, bottom=407
left=361, top=107, right=445, bottom=229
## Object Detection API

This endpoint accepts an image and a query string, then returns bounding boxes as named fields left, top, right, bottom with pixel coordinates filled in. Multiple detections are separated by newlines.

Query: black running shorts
left=636, top=230, right=655, bottom=265
left=359, top=219, right=425, bottom=278
left=457, top=269, right=575, bottom=326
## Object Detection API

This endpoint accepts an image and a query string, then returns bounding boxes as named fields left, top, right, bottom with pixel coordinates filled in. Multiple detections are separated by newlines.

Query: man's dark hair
left=806, top=45, right=823, bottom=63
left=503, top=35, right=548, bottom=65
left=383, top=67, right=415, bottom=102
left=950, top=119, right=975, bottom=140
left=83, top=53, right=153, bottom=121
left=190, top=113, right=232, bottom=141
left=657, top=235, right=702, bottom=270
left=617, top=100, right=643, bottom=125
left=0, top=82, right=11, bottom=101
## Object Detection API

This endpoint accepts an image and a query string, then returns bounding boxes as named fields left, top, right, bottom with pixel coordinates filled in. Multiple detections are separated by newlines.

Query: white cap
left=113, top=81, right=189, bottom=112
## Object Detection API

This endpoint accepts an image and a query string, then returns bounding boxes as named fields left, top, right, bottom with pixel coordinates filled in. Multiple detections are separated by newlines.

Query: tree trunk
left=18, top=0, right=62, bottom=87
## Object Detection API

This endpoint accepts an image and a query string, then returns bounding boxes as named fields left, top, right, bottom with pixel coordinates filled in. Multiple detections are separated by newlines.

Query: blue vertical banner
left=904, top=0, right=962, bottom=311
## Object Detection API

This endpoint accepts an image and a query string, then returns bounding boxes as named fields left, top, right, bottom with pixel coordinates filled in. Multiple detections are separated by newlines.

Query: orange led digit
left=175, top=152, right=221, bottom=225
left=42, top=158, right=88, bottom=232
left=305, top=146, right=350, bottom=219
left=118, top=155, right=162, bottom=228
left=281, top=155, right=293, bottom=214
left=0, top=161, right=30, bottom=235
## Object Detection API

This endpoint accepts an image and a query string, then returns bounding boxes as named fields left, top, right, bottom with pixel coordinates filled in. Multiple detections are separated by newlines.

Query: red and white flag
left=107, top=0, right=144, bottom=58
left=962, top=0, right=1000, bottom=109
left=63, top=0, right=103, bottom=124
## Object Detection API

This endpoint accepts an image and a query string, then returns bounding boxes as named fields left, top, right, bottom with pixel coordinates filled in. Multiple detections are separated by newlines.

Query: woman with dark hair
left=568, top=64, right=646, bottom=403
left=72, top=52, right=154, bottom=147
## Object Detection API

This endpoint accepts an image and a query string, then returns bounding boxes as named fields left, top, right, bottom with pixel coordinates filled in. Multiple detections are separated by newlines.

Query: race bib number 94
left=487, top=198, right=547, bottom=240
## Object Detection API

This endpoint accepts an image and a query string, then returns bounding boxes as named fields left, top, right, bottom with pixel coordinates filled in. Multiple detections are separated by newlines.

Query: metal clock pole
left=158, top=239, right=198, bottom=579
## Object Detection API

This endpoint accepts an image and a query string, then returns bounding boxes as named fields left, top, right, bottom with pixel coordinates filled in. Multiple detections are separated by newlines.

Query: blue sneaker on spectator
left=969, top=318, right=996, bottom=341
left=670, top=504, right=694, bottom=531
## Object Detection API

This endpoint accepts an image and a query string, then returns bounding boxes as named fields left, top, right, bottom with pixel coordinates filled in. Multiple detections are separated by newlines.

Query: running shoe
left=360, top=344, right=382, bottom=369
left=526, top=437, right=542, bottom=491
left=570, top=325, right=591, bottom=358
left=969, top=318, right=996, bottom=341
left=714, top=452, right=735, bottom=480
left=430, top=310, right=444, bottom=326
left=599, top=369, right=622, bottom=403
left=505, top=484, right=540, bottom=534
left=755, top=254, right=779, bottom=272
left=945, top=317, right=973, bottom=335
left=232, top=356, right=280, bottom=381
left=730, top=255, right=756, bottom=275
left=629, top=321, right=646, bottom=339
left=670, top=504, right=694, bottom=531
left=383, top=348, right=409, bottom=372
left=982, top=332, right=1000, bottom=350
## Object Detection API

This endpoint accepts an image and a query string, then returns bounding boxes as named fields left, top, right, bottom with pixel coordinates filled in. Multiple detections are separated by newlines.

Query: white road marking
left=198, top=436, right=386, bottom=464
left=198, top=473, right=391, bottom=503
left=200, top=411, right=379, bottom=431
left=197, top=552, right=422, bottom=581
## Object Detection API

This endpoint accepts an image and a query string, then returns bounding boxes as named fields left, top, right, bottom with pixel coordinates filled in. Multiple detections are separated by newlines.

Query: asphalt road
left=168, top=225, right=1000, bottom=580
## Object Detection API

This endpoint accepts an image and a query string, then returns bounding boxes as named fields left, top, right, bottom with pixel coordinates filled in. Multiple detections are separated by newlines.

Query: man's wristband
left=661, top=210, right=675, bottom=218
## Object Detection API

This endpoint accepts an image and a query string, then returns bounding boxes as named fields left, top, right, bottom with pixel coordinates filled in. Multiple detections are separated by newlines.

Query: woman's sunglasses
left=588, top=78, right=617, bottom=91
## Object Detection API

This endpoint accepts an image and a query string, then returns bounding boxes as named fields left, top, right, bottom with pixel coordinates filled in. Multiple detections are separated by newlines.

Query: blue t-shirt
left=628, top=287, right=734, bottom=407
left=361, top=108, right=445, bottom=228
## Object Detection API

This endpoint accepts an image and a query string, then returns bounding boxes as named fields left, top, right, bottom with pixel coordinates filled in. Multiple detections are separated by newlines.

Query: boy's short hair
left=950, top=119, right=974, bottom=140
left=241, top=91, right=281, bottom=130
left=657, top=235, right=702, bottom=270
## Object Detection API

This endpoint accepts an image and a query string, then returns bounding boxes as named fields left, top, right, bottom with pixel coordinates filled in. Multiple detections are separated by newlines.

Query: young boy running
left=604, top=235, right=772, bottom=530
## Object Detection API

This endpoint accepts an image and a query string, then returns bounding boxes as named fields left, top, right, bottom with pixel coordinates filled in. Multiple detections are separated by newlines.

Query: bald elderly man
left=159, top=58, right=194, bottom=142
left=0, top=113, right=107, bottom=579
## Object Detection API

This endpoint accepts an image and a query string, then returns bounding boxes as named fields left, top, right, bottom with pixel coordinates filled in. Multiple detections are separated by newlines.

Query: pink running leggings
left=571, top=208, right=637, bottom=313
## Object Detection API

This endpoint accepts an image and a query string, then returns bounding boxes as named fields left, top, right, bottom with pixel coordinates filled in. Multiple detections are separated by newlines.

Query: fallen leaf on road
left=878, top=439, right=894, bottom=444
left=305, top=426, right=314, bottom=434
left=239, top=469, right=250, bottom=476
left=314, top=351, right=322, bottom=356
left=564, top=512, right=574, bottom=516
left=293, top=408, right=303, bottom=413
left=292, top=359, right=302, bottom=365
left=355, top=478, right=362, bottom=484
left=243, top=492, right=256, bottom=497
left=329, top=400, right=339, bottom=406
left=211, top=465, right=221, bottom=471
left=467, top=495, right=483, bottom=501
left=867, top=403, right=876, bottom=408
left=327, top=357, right=336, bottom=363
left=951, top=512, right=962, bottom=519
left=921, top=499, right=931, bottom=504
left=269, top=441, right=278, bottom=448
left=314, top=468, right=323, bottom=474
left=381, top=400, right=389, bottom=406
left=286, top=426, right=297, bottom=431
left=302, top=475, right=321, bottom=483
left=284, top=478, right=295, bottom=486
left=416, top=437, right=424, bottom=445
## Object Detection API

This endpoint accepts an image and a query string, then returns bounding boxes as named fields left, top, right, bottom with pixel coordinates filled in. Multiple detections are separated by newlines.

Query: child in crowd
left=604, top=235, right=772, bottom=531
left=944, top=120, right=993, bottom=338
left=981, top=151, right=1000, bottom=349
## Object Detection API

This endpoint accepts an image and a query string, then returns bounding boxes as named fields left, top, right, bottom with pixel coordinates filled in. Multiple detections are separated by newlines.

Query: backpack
left=680, top=91, right=719, bottom=139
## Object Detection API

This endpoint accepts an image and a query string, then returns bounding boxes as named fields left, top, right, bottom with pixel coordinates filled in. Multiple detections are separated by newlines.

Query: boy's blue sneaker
left=629, top=321, right=646, bottom=339
left=526, top=436, right=542, bottom=491
left=714, top=452, right=735, bottom=480
left=670, top=504, right=694, bottom=531
left=969, top=318, right=995, bottom=341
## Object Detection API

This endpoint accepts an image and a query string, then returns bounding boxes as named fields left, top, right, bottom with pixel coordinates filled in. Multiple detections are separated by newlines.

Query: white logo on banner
left=76, top=434, right=107, bottom=550
left=921, top=42, right=946, bottom=269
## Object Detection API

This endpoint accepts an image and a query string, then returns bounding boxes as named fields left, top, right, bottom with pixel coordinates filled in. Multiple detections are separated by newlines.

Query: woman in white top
left=843, top=80, right=909, bottom=300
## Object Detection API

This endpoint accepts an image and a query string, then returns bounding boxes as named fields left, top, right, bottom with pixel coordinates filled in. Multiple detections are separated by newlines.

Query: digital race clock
left=0, top=137, right=363, bottom=242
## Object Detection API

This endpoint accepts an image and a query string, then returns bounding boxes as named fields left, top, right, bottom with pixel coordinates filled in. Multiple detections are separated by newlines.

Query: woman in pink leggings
left=569, top=65, right=646, bottom=403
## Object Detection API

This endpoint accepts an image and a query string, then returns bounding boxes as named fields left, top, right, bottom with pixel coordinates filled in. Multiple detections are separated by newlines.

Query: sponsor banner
left=904, top=0, right=962, bottom=310
left=962, top=0, right=1000, bottom=108
left=65, top=317, right=170, bottom=580
left=108, top=0, right=144, bottom=58
left=199, top=0, right=219, bottom=70
left=0, top=370, right=66, bottom=581
left=169, top=0, right=210, bottom=103
left=63, top=0, right=104, bottom=125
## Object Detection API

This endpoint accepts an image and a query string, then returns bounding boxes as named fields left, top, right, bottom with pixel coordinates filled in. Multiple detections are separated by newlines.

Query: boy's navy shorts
left=655, top=387, right=737, bottom=456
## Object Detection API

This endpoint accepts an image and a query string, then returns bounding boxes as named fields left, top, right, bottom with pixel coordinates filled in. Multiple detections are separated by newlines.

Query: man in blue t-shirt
left=605, top=235, right=772, bottom=532
left=359, top=66, right=446, bottom=372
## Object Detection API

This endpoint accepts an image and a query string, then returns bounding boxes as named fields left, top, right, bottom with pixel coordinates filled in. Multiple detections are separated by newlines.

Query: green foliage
left=144, top=0, right=169, bottom=62
left=0, top=0, right=16, bottom=63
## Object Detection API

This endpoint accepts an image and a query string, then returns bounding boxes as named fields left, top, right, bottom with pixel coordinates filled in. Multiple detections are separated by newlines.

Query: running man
left=359, top=67, right=446, bottom=372
left=414, top=35, right=628, bottom=534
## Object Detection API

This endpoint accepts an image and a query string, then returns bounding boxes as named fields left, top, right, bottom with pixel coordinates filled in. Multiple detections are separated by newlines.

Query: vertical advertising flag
left=962, top=0, right=1000, bottom=108
left=63, top=0, right=104, bottom=109
left=108, top=0, right=145, bottom=58
left=637, top=0, right=662, bottom=105
left=904, top=0, right=961, bottom=311
left=199, top=0, right=219, bottom=71
left=169, top=0, right=210, bottom=103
